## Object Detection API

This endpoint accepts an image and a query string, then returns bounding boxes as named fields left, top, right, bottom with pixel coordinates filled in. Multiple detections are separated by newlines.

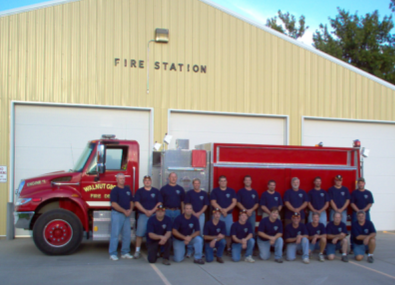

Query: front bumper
left=14, top=212, right=35, bottom=229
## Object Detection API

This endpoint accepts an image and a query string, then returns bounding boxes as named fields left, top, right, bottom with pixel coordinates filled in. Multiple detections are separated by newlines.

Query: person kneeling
left=351, top=210, right=376, bottom=263
left=326, top=212, right=349, bottom=262
left=203, top=208, right=227, bottom=263
left=306, top=212, right=327, bottom=262
left=231, top=209, right=255, bottom=263
left=284, top=212, right=310, bottom=264
left=172, top=203, right=204, bottom=264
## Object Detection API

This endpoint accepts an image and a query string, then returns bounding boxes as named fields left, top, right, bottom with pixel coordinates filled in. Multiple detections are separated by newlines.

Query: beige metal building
left=1, top=0, right=395, bottom=236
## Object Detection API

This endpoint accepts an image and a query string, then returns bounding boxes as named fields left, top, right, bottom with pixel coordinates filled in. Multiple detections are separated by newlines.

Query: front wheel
left=33, top=209, right=83, bottom=255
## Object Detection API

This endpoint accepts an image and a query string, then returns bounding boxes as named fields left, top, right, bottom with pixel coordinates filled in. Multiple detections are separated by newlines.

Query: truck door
left=81, top=144, right=132, bottom=208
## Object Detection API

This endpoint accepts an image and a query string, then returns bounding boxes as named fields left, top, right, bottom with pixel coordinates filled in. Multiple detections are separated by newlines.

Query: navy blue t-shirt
left=160, top=184, right=185, bottom=209
left=283, top=189, right=309, bottom=219
left=306, top=222, right=326, bottom=239
left=351, top=220, right=376, bottom=245
left=230, top=221, right=253, bottom=242
left=210, top=187, right=236, bottom=214
left=134, top=187, right=162, bottom=213
left=172, top=214, right=200, bottom=240
left=328, top=186, right=350, bottom=209
left=308, top=189, right=329, bottom=211
left=351, top=189, right=374, bottom=213
left=146, top=215, right=172, bottom=243
left=203, top=220, right=226, bottom=236
left=237, top=188, right=259, bottom=209
left=260, top=191, right=283, bottom=210
left=284, top=223, right=308, bottom=240
left=257, top=217, right=283, bottom=241
left=185, top=190, right=209, bottom=213
left=110, top=186, right=133, bottom=212
left=326, top=221, right=348, bottom=242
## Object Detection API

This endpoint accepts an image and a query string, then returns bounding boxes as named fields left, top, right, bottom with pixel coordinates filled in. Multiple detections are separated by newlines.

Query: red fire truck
left=14, top=135, right=361, bottom=255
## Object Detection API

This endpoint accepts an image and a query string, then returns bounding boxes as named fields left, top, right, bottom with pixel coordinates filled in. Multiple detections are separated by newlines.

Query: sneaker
left=110, top=255, right=119, bottom=261
left=162, top=259, right=171, bottom=265
left=319, top=253, right=325, bottom=262
left=274, top=258, right=283, bottom=263
left=216, top=257, right=224, bottom=264
left=303, top=257, right=310, bottom=264
left=341, top=255, right=349, bottom=263
left=186, top=253, right=192, bottom=258
left=133, top=251, right=141, bottom=259
left=367, top=256, right=374, bottom=263
left=194, top=259, right=205, bottom=264
left=244, top=256, right=255, bottom=263
left=121, top=253, right=134, bottom=259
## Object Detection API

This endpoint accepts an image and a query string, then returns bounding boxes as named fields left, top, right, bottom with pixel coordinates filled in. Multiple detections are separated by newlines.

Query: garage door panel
left=303, top=119, right=395, bottom=231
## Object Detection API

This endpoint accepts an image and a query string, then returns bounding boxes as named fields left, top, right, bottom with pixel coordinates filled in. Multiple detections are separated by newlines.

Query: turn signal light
left=32, top=198, right=42, bottom=202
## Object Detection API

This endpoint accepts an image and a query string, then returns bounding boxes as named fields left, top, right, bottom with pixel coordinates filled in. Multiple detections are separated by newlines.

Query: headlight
left=15, top=180, right=25, bottom=197
left=15, top=198, right=32, bottom=206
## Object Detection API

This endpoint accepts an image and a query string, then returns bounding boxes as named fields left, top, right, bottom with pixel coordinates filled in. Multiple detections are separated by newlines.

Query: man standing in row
left=284, top=212, right=310, bottom=264
left=257, top=207, right=283, bottom=263
left=109, top=173, right=134, bottom=261
left=306, top=212, right=327, bottom=262
left=185, top=178, right=209, bottom=236
left=161, top=172, right=185, bottom=223
left=328, top=175, right=350, bottom=224
left=203, top=208, right=226, bottom=263
left=146, top=205, right=172, bottom=265
left=230, top=210, right=255, bottom=263
left=351, top=178, right=374, bottom=222
left=326, top=212, right=349, bottom=262
left=133, top=175, right=163, bottom=259
left=308, top=177, right=329, bottom=225
left=284, top=177, right=309, bottom=225
left=211, top=175, right=237, bottom=255
left=260, top=180, right=283, bottom=219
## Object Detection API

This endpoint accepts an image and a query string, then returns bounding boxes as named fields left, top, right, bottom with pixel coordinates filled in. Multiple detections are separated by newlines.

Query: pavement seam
left=141, top=252, right=172, bottom=285
left=196, top=264, right=226, bottom=285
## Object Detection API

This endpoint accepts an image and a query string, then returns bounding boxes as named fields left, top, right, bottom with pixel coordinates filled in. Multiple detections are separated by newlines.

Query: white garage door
left=168, top=111, right=288, bottom=149
left=303, top=118, right=395, bottom=231
left=14, top=104, right=152, bottom=191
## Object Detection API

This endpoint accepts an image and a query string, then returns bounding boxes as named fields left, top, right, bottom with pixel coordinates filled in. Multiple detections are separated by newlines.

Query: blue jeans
left=231, top=238, right=255, bottom=262
left=286, top=237, right=309, bottom=260
left=205, top=240, right=226, bottom=262
left=354, top=244, right=367, bottom=257
left=329, top=209, right=347, bottom=224
left=109, top=210, right=131, bottom=256
left=257, top=238, right=283, bottom=260
left=248, top=212, right=256, bottom=237
left=165, top=209, right=181, bottom=223
left=220, top=214, right=233, bottom=236
left=173, top=236, right=203, bottom=262
left=187, top=213, right=205, bottom=255
left=135, top=213, right=149, bottom=237
left=308, top=211, right=327, bottom=226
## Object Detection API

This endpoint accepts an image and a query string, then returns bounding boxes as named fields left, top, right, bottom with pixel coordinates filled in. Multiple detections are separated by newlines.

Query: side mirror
left=96, top=144, right=106, bottom=174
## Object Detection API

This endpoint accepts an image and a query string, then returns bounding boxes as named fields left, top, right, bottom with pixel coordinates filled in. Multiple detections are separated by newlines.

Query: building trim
left=9, top=101, right=154, bottom=203
left=168, top=109, right=289, bottom=145
left=200, top=0, right=395, bottom=91
left=301, top=116, right=395, bottom=145
left=0, top=0, right=80, bottom=17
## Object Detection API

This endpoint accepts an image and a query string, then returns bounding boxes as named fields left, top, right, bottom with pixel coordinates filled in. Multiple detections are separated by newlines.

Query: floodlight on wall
left=147, top=28, right=169, bottom=94
left=153, top=141, right=162, bottom=151
left=361, top=147, right=370, bottom=158
left=163, top=133, right=172, bottom=145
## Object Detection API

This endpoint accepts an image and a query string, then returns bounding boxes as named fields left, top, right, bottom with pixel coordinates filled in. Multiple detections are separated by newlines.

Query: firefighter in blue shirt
left=351, top=210, right=376, bottom=263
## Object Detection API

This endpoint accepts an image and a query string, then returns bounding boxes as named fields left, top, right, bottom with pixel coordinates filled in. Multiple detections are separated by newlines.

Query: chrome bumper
left=14, top=212, right=35, bottom=229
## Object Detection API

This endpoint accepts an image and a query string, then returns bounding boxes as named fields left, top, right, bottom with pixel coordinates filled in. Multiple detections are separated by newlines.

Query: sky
left=0, top=0, right=394, bottom=45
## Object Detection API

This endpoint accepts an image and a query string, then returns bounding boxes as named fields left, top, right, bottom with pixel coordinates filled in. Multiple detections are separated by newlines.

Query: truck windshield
left=71, top=143, right=95, bottom=172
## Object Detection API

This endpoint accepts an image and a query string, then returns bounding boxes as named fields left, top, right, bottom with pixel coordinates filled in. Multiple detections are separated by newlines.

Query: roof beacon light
left=315, top=142, right=324, bottom=147
left=353, top=139, right=361, bottom=148
left=102, top=134, right=116, bottom=139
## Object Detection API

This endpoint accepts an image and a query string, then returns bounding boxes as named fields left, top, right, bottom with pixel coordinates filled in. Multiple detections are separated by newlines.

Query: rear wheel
left=33, top=209, right=83, bottom=255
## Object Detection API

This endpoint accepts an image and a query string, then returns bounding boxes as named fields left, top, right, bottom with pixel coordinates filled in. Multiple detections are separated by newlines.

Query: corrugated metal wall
left=0, top=0, right=394, bottom=235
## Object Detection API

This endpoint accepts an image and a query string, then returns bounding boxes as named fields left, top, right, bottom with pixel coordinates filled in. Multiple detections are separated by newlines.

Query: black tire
left=33, top=209, right=83, bottom=255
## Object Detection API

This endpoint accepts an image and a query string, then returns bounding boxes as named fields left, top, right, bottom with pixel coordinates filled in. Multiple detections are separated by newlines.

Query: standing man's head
left=291, top=212, right=301, bottom=226
left=244, top=175, right=252, bottom=188
left=239, top=209, right=248, bottom=224
left=116, top=173, right=125, bottom=187
left=143, top=175, right=152, bottom=188
left=291, top=177, right=300, bottom=190
left=168, top=172, right=177, bottom=186
left=269, top=207, right=279, bottom=220
left=218, top=175, right=227, bottom=189
left=357, top=178, right=366, bottom=190
left=357, top=210, right=366, bottom=223
left=212, top=208, right=221, bottom=221
left=314, top=177, right=322, bottom=188
left=267, top=180, right=276, bottom=191
left=184, top=203, right=193, bottom=216
left=156, top=205, right=166, bottom=219
left=333, top=212, right=342, bottom=224
left=334, top=175, right=343, bottom=187
left=312, top=212, right=320, bottom=224
left=192, top=178, right=201, bottom=191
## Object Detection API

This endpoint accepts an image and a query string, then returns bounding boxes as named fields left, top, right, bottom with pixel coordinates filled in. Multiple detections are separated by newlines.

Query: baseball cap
left=292, top=212, right=300, bottom=218
left=357, top=177, right=365, bottom=183
left=239, top=209, right=248, bottom=215
left=335, top=175, right=343, bottom=181
left=212, top=208, right=221, bottom=213
left=157, top=205, right=166, bottom=211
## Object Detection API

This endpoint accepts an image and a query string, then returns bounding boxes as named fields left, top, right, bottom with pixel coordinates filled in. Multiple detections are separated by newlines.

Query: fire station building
left=0, top=0, right=394, bottom=237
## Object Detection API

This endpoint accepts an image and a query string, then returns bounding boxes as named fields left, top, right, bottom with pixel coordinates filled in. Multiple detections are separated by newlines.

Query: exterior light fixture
left=353, top=139, right=361, bottom=148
